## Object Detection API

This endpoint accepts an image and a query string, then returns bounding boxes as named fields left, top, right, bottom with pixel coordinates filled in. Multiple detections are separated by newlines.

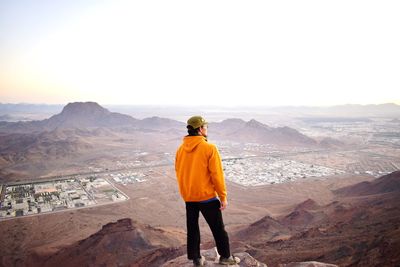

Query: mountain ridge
left=232, top=171, right=400, bottom=267
left=0, top=102, right=324, bottom=148
left=217, top=119, right=318, bottom=147
left=334, top=170, right=400, bottom=197
left=37, top=102, right=138, bottom=130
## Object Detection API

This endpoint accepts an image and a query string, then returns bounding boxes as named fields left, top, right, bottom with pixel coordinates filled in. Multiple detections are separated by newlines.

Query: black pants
left=185, top=200, right=231, bottom=260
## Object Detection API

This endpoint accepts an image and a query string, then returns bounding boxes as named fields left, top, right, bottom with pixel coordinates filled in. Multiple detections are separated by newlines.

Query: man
left=175, top=116, right=240, bottom=266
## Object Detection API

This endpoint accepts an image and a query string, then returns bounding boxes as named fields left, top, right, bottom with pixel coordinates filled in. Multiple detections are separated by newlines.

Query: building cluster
left=109, top=171, right=147, bottom=185
left=215, top=140, right=343, bottom=186
left=302, top=118, right=400, bottom=147
left=346, top=158, right=399, bottom=177
left=223, top=156, right=344, bottom=186
left=217, top=140, right=316, bottom=158
left=0, top=177, right=127, bottom=220
left=113, top=151, right=171, bottom=170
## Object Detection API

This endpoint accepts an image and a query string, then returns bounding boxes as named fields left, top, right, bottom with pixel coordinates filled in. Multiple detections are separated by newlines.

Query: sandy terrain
left=0, top=164, right=374, bottom=266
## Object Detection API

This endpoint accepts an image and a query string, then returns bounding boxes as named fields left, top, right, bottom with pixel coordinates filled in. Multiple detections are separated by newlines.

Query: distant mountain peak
left=60, top=102, right=110, bottom=117
left=43, top=102, right=137, bottom=129
left=212, top=118, right=316, bottom=147
left=246, top=119, right=269, bottom=129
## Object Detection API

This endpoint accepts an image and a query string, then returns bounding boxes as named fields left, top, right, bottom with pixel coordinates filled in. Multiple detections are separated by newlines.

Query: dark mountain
left=0, top=102, right=187, bottom=181
left=334, top=171, right=400, bottom=197
left=0, top=103, right=322, bottom=148
left=0, top=104, right=320, bottom=148
left=0, top=102, right=139, bottom=133
left=0, top=102, right=189, bottom=133
left=41, top=102, right=138, bottom=129
left=213, top=119, right=317, bottom=147
left=33, top=218, right=184, bottom=267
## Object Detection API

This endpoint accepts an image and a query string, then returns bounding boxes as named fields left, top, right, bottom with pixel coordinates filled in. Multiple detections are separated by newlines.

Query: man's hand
left=220, top=200, right=228, bottom=211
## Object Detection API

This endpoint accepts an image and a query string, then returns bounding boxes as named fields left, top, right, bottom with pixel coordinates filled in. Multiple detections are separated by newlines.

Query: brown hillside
left=334, top=170, right=400, bottom=196
left=33, top=218, right=184, bottom=267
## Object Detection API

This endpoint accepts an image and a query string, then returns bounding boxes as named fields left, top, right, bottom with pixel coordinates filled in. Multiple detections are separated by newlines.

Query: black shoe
left=219, top=255, right=240, bottom=265
left=193, top=255, right=206, bottom=266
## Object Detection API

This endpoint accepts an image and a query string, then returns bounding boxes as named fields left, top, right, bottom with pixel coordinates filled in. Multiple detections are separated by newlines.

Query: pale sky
left=1, top=0, right=399, bottom=106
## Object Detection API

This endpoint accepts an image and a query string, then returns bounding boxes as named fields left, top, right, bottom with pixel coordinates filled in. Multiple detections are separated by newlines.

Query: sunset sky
left=1, top=1, right=399, bottom=106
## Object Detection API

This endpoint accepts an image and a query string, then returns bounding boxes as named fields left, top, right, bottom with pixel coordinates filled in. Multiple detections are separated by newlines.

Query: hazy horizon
left=1, top=101, right=400, bottom=108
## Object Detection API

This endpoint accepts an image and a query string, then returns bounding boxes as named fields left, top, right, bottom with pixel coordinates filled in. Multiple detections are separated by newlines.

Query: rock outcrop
left=162, top=248, right=339, bottom=267
left=162, top=247, right=268, bottom=267
left=33, top=218, right=184, bottom=267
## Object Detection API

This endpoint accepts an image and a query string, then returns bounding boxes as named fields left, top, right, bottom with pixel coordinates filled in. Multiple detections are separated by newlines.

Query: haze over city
left=1, top=0, right=399, bottom=106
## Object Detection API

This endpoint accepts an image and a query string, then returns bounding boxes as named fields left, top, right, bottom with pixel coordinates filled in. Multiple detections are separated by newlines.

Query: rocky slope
left=232, top=171, right=400, bottom=267
left=31, top=218, right=185, bottom=267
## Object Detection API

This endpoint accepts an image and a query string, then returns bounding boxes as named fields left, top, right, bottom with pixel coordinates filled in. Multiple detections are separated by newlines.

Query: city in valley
left=0, top=176, right=129, bottom=220
left=0, top=102, right=399, bottom=266
left=1, top=105, right=398, bottom=220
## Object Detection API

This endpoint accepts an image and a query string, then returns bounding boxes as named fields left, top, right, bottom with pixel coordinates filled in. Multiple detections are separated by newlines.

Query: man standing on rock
left=175, top=116, right=240, bottom=266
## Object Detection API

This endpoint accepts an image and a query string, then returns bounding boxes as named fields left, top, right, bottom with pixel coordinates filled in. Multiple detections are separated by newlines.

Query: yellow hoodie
left=175, top=136, right=227, bottom=202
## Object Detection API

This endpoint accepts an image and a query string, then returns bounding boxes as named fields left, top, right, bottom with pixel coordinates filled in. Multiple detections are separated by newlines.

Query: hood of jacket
left=182, top=135, right=206, bottom=152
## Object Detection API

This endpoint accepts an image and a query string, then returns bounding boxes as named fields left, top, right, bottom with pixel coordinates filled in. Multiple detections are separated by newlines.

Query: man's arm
left=208, top=145, right=227, bottom=203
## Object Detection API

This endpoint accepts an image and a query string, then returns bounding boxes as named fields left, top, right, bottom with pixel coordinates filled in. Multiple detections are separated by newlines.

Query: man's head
left=187, top=116, right=208, bottom=137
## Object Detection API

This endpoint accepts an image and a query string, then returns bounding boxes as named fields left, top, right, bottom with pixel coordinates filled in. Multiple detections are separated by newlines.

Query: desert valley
left=0, top=102, right=399, bottom=267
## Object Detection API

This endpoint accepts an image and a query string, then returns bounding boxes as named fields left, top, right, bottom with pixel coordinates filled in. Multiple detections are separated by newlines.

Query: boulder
left=162, top=247, right=267, bottom=266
